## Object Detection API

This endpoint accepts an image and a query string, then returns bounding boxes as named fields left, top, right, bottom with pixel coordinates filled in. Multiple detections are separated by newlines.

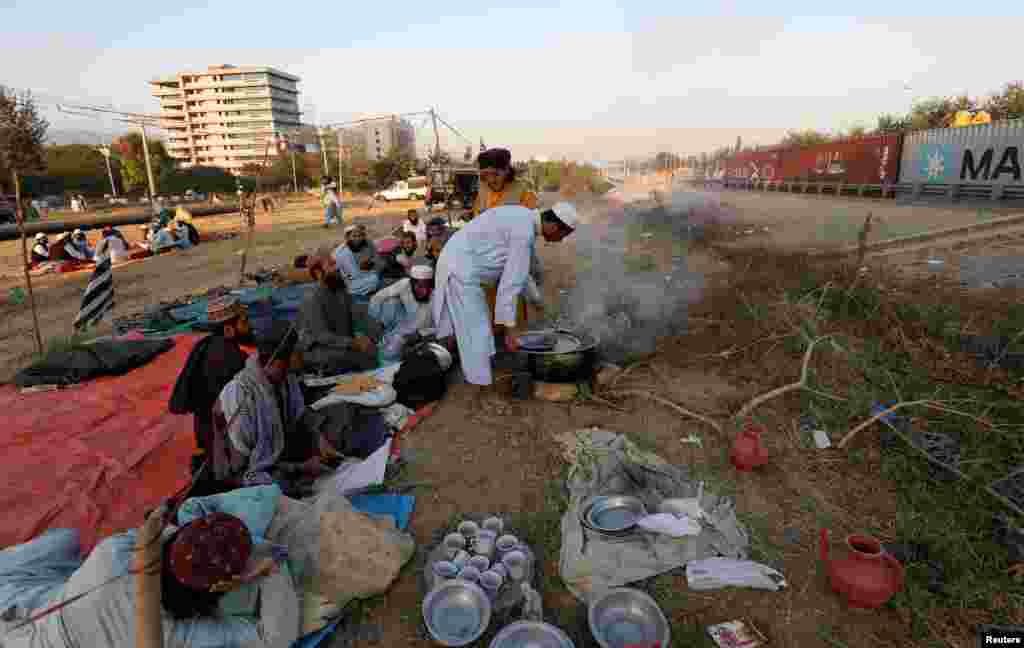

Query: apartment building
left=150, top=64, right=302, bottom=173
left=355, top=115, right=416, bottom=162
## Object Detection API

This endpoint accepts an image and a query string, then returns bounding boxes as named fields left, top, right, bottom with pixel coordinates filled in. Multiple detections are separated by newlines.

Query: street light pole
left=139, top=122, right=158, bottom=203
left=98, top=146, right=117, bottom=197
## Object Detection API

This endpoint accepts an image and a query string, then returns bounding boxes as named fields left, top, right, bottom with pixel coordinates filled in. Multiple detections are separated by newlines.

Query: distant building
left=150, top=64, right=302, bottom=173
left=356, top=115, right=416, bottom=161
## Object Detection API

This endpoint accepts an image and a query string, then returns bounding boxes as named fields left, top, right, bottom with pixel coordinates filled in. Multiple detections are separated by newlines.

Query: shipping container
left=780, top=134, right=902, bottom=185
left=723, top=149, right=786, bottom=181
left=898, top=121, right=1024, bottom=187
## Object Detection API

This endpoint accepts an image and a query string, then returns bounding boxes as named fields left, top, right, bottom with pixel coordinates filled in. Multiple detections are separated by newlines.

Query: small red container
left=820, top=529, right=905, bottom=609
left=730, top=423, right=769, bottom=471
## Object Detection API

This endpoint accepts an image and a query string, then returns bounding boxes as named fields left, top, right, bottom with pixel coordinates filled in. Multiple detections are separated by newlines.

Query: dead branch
left=734, top=335, right=833, bottom=421
left=609, top=389, right=723, bottom=434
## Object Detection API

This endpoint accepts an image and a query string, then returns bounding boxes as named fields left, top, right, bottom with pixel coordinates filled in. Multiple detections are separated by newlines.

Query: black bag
left=393, top=344, right=448, bottom=408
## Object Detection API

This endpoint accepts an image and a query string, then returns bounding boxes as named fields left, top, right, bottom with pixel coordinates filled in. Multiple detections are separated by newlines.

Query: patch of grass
left=624, top=254, right=657, bottom=273
left=670, top=620, right=717, bottom=648
left=738, top=510, right=785, bottom=567
left=39, top=331, right=97, bottom=358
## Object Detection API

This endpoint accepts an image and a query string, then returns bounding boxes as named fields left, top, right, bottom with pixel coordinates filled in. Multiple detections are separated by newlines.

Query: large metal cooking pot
left=518, top=328, right=598, bottom=383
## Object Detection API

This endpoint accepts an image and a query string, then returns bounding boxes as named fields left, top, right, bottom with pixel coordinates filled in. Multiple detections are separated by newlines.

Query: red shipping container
left=723, top=149, right=786, bottom=181
left=780, top=134, right=903, bottom=185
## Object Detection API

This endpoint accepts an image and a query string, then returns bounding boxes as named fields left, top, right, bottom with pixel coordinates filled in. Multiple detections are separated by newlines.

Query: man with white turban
left=432, top=202, right=577, bottom=392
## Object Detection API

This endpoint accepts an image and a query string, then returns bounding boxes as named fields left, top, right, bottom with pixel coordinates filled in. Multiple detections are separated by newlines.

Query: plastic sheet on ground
left=0, top=335, right=202, bottom=552
left=556, top=428, right=749, bottom=602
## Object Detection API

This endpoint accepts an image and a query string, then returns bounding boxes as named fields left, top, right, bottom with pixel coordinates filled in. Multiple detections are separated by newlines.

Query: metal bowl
left=489, top=621, right=576, bottom=648
left=588, top=588, right=670, bottom=648
left=580, top=495, right=648, bottom=534
left=422, top=580, right=492, bottom=647
left=426, top=342, right=454, bottom=371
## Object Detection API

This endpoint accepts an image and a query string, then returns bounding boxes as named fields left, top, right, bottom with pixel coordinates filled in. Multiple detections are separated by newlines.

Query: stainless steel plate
left=422, top=580, right=492, bottom=647
left=488, top=621, right=576, bottom=648
left=580, top=495, right=647, bottom=533
left=518, top=329, right=596, bottom=355
left=588, top=588, right=671, bottom=648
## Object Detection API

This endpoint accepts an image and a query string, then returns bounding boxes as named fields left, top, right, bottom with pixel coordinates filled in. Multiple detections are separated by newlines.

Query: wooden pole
left=133, top=510, right=164, bottom=648
left=13, top=169, right=43, bottom=355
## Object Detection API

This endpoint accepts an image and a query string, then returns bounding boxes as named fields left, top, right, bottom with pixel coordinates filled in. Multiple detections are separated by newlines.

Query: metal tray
left=579, top=495, right=647, bottom=534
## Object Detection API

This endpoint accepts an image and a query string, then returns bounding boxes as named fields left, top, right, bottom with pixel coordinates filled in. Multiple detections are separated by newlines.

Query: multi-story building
left=150, top=64, right=302, bottom=173
left=355, top=116, right=416, bottom=161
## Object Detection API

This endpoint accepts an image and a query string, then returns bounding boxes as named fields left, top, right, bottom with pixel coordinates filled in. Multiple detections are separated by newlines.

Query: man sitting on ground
left=370, top=264, right=436, bottom=360
left=395, top=231, right=420, bottom=271
left=403, top=208, right=427, bottom=245
left=31, top=233, right=49, bottom=265
left=375, top=238, right=407, bottom=289
left=296, top=248, right=379, bottom=375
left=95, top=226, right=131, bottom=264
left=169, top=296, right=252, bottom=487
left=210, top=322, right=333, bottom=495
left=65, top=229, right=95, bottom=262
left=334, top=224, right=381, bottom=304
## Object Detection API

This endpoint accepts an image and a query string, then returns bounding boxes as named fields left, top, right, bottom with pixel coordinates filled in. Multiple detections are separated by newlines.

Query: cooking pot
left=518, top=328, right=598, bottom=383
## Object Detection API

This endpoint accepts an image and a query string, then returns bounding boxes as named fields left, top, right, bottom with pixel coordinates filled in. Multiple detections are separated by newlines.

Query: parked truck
left=374, top=176, right=428, bottom=202
left=425, top=166, right=480, bottom=211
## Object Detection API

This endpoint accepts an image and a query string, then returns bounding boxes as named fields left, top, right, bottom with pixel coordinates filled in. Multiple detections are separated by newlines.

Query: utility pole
left=430, top=108, right=441, bottom=162
left=98, top=146, right=117, bottom=197
left=318, top=127, right=329, bottom=177
left=139, top=122, right=157, bottom=202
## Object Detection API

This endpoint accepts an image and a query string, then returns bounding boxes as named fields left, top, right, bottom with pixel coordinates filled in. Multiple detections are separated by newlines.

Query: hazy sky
left=2, top=1, right=1021, bottom=160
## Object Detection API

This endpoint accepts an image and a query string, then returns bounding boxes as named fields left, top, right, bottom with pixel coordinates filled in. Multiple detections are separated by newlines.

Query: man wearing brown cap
left=471, top=148, right=538, bottom=218
left=472, top=148, right=543, bottom=337
left=169, top=295, right=252, bottom=475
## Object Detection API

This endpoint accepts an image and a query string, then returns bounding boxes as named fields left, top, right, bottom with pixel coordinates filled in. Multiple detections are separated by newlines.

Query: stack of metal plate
left=578, top=495, right=647, bottom=539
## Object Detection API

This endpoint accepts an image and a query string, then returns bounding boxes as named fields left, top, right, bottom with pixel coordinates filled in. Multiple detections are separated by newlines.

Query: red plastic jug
left=819, top=529, right=905, bottom=609
left=730, top=422, right=769, bottom=471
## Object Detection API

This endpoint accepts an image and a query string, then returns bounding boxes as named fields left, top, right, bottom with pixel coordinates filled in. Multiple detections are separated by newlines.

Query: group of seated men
left=169, top=238, right=440, bottom=499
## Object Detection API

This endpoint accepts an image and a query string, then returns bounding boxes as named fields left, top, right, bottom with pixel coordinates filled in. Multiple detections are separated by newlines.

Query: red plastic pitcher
left=819, top=529, right=905, bottom=609
left=730, top=422, right=769, bottom=471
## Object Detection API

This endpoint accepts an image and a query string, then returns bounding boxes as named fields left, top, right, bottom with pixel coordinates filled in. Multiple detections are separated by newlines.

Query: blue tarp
left=168, top=284, right=317, bottom=338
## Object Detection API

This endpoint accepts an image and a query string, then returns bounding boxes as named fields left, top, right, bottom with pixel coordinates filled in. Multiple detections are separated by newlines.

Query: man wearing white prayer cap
left=432, top=202, right=577, bottom=396
left=369, top=264, right=437, bottom=361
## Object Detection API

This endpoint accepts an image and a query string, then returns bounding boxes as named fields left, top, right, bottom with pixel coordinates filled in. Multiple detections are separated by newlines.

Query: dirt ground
left=3, top=191, right=1021, bottom=647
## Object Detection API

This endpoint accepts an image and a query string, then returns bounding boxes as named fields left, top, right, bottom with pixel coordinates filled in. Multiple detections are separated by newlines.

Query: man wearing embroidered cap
left=471, top=148, right=538, bottom=218
left=169, top=295, right=252, bottom=480
left=433, top=202, right=577, bottom=395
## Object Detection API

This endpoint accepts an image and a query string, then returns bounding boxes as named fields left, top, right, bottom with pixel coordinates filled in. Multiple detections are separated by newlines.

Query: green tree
left=159, top=166, right=237, bottom=194
left=984, top=81, right=1024, bottom=120
left=779, top=130, right=832, bottom=148
left=372, top=151, right=415, bottom=189
left=112, top=131, right=171, bottom=193
left=874, top=114, right=906, bottom=133
left=42, top=144, right=121, bottom=195
left=0, top=87, right=48, bottom=194
left=0, top=86, right=48, bottom=353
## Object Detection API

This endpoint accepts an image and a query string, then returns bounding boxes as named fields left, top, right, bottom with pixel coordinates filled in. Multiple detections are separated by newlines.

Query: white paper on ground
left=658, top=497, right=705, bottom=521
left=637, top=513, right=702, bottom=537
left=813, top=429, right=832, bottom=449
left=686, top=558, right=787, bottom=591
left=332, top=440, right=392, bottom=495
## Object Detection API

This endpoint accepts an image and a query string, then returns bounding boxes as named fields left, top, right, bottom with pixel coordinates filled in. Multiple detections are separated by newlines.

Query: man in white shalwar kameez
left=432, top=202, right=578, bottom=391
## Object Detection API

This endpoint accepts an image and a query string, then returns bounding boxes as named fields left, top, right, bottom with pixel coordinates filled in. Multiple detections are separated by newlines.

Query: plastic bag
left=685, top=558, right=787, bottom=591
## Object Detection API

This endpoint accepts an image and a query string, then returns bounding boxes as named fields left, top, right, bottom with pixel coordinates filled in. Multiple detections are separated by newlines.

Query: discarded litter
left=707, top=619, right=768, bottom=648
left=680, top=433, right=703, bottom=448
left=813, top=430, right=832, bottom=449
left=686, top=558, right=787, bottom=591
left=8, top=287, right=25, bottom=305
